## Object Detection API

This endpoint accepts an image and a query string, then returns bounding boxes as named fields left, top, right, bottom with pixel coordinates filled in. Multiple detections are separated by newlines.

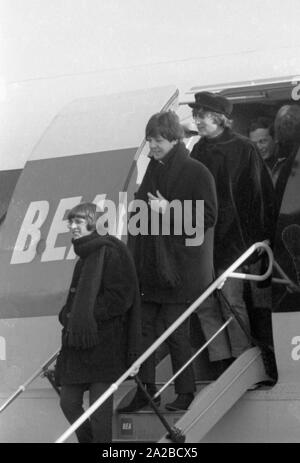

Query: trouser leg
left=218, top=267, right=252, bottom=357
left=60, top=384, right=92, bottom=443
left=89, top=383, right=113, bottom=443
left=248, top=261, right=273, bottom=345
left=159, top=303, right=195, bottom=394
left=139, top=302, right=160, bottom=385
left=195, top=294, right=232, bottom=361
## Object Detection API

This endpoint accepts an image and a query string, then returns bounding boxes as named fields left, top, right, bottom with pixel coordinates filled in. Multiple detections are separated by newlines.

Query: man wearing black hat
left=189, top=92, right=274, bottom=360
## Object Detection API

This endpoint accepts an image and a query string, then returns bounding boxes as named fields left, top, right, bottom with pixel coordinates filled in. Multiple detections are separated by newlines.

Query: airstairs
left=114, top=346, right=268, bottom=443
left=3, top=241, right=291, bottom=443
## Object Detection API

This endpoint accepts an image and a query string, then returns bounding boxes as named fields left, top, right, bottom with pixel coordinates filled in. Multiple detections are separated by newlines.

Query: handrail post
left=0, top=349, right=60, bottom=414
left=134, top=376, right=186, bottom=443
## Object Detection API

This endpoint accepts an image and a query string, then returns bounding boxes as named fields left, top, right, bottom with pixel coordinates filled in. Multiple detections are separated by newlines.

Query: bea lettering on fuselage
left=10, top=194, right=108, bottom=265
left=11, top=192, right=204, bottom=264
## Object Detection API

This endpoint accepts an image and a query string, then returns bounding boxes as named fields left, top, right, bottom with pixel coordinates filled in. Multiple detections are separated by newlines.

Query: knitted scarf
left=64, top=232, right=110, bottom=349
left=133, top=142, right=189, bottom=289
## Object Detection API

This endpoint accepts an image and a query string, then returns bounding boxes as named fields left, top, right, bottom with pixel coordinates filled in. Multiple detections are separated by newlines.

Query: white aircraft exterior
left=1, top=0, right=300, bottom=443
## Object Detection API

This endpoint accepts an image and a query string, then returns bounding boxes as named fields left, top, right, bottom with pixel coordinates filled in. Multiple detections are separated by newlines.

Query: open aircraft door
left=0, top=86, right=178, bottom=405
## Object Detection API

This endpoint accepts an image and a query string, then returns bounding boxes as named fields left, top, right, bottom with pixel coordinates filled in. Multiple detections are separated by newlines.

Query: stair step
left=113, top=381, right=211, bottom=442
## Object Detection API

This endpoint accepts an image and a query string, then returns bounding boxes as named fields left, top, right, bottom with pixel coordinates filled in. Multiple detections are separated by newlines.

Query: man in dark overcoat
left=119, top=111, right=231, bottom=413
left=189, top=92, right=274, bottom=359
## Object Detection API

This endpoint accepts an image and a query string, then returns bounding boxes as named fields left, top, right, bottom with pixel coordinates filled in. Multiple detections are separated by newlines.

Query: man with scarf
left=55, top=202, right=141, bottom=443
left=119, top=111, right=231, bottom=413
left=189, top=92, right=275, bottom=362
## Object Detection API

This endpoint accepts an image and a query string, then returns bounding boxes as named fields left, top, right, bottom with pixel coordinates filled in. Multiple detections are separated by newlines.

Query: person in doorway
left=189, top=92, right=275, bottom=361
left=248, top=117, right=275, bottom=164
left=55, top=202, right=141, bottom=443
left=248, top=116, right=288, bottom=187
left=118, top=111, right=231, bottom=413
left=273, top=104, right=300, bottom=215
left=248, top=117, right=276, bottom=171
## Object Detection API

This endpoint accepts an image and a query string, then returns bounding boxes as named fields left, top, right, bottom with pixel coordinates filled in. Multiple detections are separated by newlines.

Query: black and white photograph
left=0, top=0, right=300, bottom=448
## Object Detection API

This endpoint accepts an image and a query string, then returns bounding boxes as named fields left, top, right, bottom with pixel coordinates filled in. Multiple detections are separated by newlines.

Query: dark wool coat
left=56, top=233, right=141, bottom=385
left=274, top=141, right=300, bottom=219
left=129, top=141, right=218, bottom=303
left=190, top=128, right=275, bottom=269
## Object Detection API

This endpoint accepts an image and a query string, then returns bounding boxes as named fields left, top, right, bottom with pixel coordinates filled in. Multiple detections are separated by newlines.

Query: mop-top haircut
left=145, top=111, right=184, bottom=142
left=67, top=202, right=99, bottom=231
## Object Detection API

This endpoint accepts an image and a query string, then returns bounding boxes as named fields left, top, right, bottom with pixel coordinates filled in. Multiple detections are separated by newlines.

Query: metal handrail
left=55, top=240, right=273, bottom=443
left=220, top=240, right=273, bottom=283
left=0, top=349, right=60, bottom=414
left=153, top=316, right=234, bottom=399
left=272, top=260, right=300, bottom=292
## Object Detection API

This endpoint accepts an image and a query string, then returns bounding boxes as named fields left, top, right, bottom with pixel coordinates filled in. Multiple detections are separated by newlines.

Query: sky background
left=1, top=0, right=300, bottom=83
left=0, top=0, right=300, bottom=169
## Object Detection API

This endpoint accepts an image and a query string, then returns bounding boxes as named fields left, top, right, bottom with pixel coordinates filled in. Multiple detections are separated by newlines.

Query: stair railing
left=272, top=260, right=300, bottom=292
left=0, top=349, right=60, bottom=414
left=153, top=316, right=234, bottom=400
left=55, top=240, right=273, bottom=443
